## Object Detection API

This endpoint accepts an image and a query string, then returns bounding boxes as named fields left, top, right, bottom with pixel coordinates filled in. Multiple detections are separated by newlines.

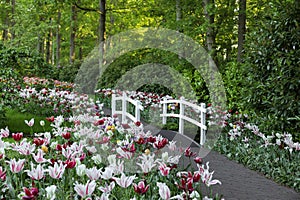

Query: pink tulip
left=47, top=162, right=66, bottom=179
left=6, top=158, right=25, bottom=173
left=0, top=166, right=6, bottom=181
left=25, top=118, right=35, bottom=127
left=74, top=180, right=96, bottom=198
left=98, top=182, right=115, bottom=193
left=0, top=127, right=9, bottom=138
left=25, top=163, right=45, bottom=180
left=32, top=149, right=48, bottom=163
left=158, top=163, right=170, bottom=176
left=198, top=162, right=221, bottom=187
left=86, top=166, right=102, bottom=180
left=157, top=182, right=171, bottom=200
left=113, top=173, right=136, bottom=188
left=12, top=139, right=36, bottom=155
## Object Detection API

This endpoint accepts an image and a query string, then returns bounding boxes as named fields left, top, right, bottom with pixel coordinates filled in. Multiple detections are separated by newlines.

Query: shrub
left=242, top=1, right=300, bottom=137
left=0, top=43, right=53, bottom=79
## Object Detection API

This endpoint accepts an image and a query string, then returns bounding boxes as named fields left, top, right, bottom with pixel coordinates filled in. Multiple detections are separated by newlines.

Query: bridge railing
left=160, top=97, right=207, bottom=145
left=111, top=92, right=143, bottom=124
left=111, top=93, right=207, bottom=145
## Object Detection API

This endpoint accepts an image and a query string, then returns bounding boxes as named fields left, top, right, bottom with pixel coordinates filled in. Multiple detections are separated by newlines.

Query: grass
left=2, top=109, right=52, bottom=136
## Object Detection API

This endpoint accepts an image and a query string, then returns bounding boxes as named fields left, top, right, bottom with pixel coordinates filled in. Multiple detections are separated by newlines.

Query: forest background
left=0, top=0, right=299, bottom=140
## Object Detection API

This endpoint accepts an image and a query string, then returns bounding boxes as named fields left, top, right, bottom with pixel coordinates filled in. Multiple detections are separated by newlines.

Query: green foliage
left=0, top=105, right=6, bottom=128
left=0, top=66, right=21, bottom=127
left=0, top=67, right=21, bottom=105
left=98, top=49, right=210, bottom=102
left=54, top=61, right=81, bottom=83
left=0, top=43, right=53, bottom=79
left=242, top=1, right=300, bottom=135
left=222, top=62, right=245, bottom=111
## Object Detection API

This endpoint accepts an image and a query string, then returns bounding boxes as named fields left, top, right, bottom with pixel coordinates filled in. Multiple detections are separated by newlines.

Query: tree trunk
left=2, top=16, right=9, bottom=41
left=2, top=0, right=10, bottom=41
left=11, top=0, right=16, bottom=40
left=176, top=0, right=182, bottom=31
left=70, top=4, right=77, bottom=64
left=99, top=0, right=106, bottom=73
left=176, top=0, right=183, bottom=58
left=56, top=10, right=61, bottom=67
left=202, top=0, right=216, bottom=58
left=46, top=19, right=52, bottom=64
left=79, top=45, right=83, bottom=60
left=37, top=28, right=45, bottom=58
left=99, top=0, right=106, bottom=43
left=237, top=0, right=246, bottom=62
left=226, top=39, right=232, bottom=62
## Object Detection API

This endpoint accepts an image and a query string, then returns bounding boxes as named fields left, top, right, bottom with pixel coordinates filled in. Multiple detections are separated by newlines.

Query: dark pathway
left=157, top=130, right=300, bottom=200
left=203, top=150, right=299, bottom=200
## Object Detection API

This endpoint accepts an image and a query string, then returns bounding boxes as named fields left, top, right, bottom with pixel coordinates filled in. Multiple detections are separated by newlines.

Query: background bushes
left=241, top=1, right=300, bottom=139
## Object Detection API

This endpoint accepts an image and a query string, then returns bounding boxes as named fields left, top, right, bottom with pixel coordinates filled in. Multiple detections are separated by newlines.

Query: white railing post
left=135, top=100, right=141, bottom=122
left=162, top=97, right=167, bottom=125
left=122, top=92, right=127, bottom=124
left=200, top=103, right=206, bottom=145
left=179, top=97, right=185, bottom=134
left=111, top=93, right=116, bottom=117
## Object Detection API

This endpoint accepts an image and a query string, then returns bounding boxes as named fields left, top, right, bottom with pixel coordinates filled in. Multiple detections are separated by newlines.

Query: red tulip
left=153, top=138, right=168, bottom=149
left=23, top=187, right=39, bottom=200
left=46, top=116, right=55, bottom=122
left=147, top=136, right=156, bottom=143
left=62, top=132, right=71, bottom=140
left=136, top=137, right=146, bottom=145
left=135, top=121, right=141, bottom=127
left=56, top=144, right=62, bottom=151
left=33, top=138, right=44, bottom=146
left=122, top=143, right=136, bottom=153
left=65, top=160, right=76, bottom=169
left=133, top=180, right=149, bottom=194
left=184, top=147, right=196, bottom=157
left=194, top=156, right=203, bottom=164
left=12, top=132, right=23, bottom=141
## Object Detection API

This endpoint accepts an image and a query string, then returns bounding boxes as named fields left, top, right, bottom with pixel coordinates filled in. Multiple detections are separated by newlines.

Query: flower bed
left=0, top=114, right=222, bottom=199
left=0, top=77, right=223, bottom=199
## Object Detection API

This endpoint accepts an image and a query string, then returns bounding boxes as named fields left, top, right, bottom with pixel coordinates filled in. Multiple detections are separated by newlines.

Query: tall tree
left=10, top=0, right=15, bottom=40
left=202, top=0, right=216, bottom=59
left=46, top=18, right=52, bottom=64
left=99, top=0, right=106, bottom=43
left=70, top=4, right=77, bottom=64
left=176, top=0, right=182, bottom=30
left=56, top=10, right=61, bottom=67
left=1, top=0, right=10, bottom=41
left=99, top=0, right=106, bottom=74
left=237, top=0, right=246, bottom=62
